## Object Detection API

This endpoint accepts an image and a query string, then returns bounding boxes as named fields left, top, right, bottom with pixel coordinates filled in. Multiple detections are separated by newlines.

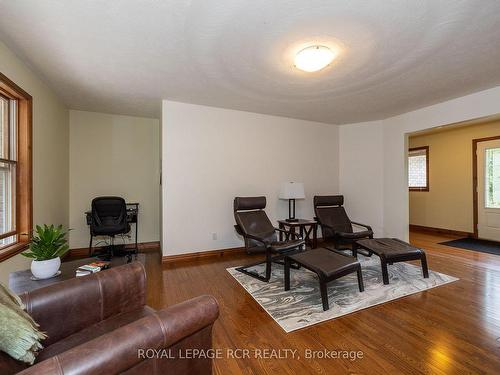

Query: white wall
left=339, top=86, right=500, bottom=240
left=339, top=121, right=385, bottom=236
left=162, top=101, right=339, bottom=255
left=0, top=40, right=69, bottom=284
left=69, top=110, right=160, bottom=249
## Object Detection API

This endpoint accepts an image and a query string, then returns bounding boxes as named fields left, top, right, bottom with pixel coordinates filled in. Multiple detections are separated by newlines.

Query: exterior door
left=477, top=139, right=500, bottom=241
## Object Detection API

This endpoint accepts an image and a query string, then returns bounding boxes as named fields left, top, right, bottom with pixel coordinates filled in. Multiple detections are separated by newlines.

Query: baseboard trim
left=162, top=246, right=246, bottom=264
left=409, top=224, right=473, bottom=238
left=69, top=241, right=161, bottom=258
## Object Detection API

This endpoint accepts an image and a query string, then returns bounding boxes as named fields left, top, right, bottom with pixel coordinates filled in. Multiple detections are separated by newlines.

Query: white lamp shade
left=279, top=182, right=305, bottom=200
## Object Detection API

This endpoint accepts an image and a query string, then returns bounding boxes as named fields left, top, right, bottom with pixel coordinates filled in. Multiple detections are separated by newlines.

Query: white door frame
left=473, top=135, right=500, bottom=238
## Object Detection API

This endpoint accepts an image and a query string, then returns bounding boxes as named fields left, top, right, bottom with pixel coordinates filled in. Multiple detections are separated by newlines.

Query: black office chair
left=89, top=196, right=132, bottom=259
left=233, top=196, right=305, bottom=282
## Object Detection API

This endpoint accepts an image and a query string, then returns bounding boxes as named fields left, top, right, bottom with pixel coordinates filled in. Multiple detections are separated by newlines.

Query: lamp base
left=285, top=218, right=299, bottom=222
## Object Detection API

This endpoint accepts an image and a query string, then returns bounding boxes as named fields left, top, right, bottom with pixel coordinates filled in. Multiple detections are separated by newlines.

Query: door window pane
left=485, top=147, right=500, bottom=208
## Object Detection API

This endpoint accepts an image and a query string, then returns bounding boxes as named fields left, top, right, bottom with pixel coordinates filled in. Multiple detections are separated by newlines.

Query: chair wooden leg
left=357, top=267, right=364, bottom=292
left=352, top=242, right=358, bottom=258
left=319, top=280, right=329, bottom=311
left=381, top=259, right=390, bottom=285
left=264, top=252, right=272, bottom=281
left=421, top=253, right=429, bottom=278
left=284, top=257, right=291, bottom=291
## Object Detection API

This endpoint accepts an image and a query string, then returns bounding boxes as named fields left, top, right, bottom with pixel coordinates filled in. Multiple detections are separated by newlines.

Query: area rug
left=227, top=254, right=458, bottom=332
left=439, top=237, right=500, bottom=256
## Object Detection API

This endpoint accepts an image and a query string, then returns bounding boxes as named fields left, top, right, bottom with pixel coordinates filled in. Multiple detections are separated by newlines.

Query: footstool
left=356, top=238, right=429, bottom=285
left=284, top=248, right=364, bottom=311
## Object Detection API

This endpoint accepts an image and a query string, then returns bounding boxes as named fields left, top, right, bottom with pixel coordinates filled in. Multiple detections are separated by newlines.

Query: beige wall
left=69, top=110, right=160, bottom=249
left=409, top=120, right=500, bottom=233
left=162, top=101, right=339, bottom=255
left=0, top=40, right=69, bottom=284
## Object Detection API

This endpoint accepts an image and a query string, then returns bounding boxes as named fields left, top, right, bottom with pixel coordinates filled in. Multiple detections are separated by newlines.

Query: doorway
left=407, top=117, right=500, bottom=241
left=473, top=136, right=500, bottom=241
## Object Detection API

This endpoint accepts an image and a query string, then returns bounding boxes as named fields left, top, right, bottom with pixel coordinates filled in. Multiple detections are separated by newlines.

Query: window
left=485, top=147, right=500, bottom=208
left=0, top=72, right=32, bottom=262
left=408, top=146, right=429, bottom=191
left=0, top=94, right=16, bottom=248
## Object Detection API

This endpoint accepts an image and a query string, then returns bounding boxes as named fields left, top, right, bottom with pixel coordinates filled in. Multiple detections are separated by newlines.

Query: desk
left=85, top=203, right=139, bottom=254
left=278, top=219, right=318, bottom=249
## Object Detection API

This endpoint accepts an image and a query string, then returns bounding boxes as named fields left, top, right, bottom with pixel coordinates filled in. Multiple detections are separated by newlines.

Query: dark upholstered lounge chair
left=314, top=195, right=373, bottom=257
left=234, top=196, right=305, bottom=282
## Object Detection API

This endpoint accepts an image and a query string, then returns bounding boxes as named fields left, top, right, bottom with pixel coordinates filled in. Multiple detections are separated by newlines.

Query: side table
left=278, top=219, right=318, bottom=249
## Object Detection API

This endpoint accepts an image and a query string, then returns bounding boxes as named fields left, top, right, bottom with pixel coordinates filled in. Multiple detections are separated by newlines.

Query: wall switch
left=212, top=233, right=217, bottom=240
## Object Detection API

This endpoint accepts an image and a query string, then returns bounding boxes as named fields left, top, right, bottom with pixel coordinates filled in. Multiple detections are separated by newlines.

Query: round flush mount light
left=294, top=45, right=337, bottom=72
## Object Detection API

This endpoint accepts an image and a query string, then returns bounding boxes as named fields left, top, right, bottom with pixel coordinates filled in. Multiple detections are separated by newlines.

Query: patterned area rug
left=227, top=254, right=458, bottom=332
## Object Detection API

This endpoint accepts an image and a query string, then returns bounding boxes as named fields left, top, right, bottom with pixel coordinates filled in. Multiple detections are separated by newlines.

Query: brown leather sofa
left=0, top=262, right=219, bottom=375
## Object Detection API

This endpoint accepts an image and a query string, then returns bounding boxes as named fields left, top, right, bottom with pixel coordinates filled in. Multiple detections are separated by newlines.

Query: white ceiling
left=1, top=0, right=500, bottom=124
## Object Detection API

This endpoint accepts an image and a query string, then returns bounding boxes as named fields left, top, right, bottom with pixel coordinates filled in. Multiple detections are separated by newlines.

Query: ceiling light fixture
left=294, top=45, right=336, bottom=72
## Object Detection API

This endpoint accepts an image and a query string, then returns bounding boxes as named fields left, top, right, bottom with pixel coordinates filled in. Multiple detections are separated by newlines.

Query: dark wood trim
left=0, top=241, right=29, bottom=262
left=472, top=135, right=500, bottom=238
left=0, top=72, right=33, bottom=100
left=162, top=246, right=246, bottom=264
left=408, top=146, right=430, bottom=191
left=0, top=230, right=17, bottom=241
left=0, top=71, right=33, bottom=262
left=0, top=91, right=12, bottom=101
left=68, top=241, right=161, bottom=259
left=409, top=224, right=473, bottom=238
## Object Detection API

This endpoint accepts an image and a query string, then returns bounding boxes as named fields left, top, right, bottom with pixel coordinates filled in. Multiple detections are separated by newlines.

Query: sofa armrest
left=21, top=262, right=147, bottom=346
left=19, top=295, right=219, bottom=375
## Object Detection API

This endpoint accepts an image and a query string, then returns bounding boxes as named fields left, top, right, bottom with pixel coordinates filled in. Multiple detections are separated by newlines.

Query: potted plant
left=22, top=225, right=70, bottom=279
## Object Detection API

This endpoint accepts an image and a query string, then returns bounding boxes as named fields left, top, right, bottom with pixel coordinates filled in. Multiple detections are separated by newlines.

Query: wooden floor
left=143, top=232, right=500, bottom=374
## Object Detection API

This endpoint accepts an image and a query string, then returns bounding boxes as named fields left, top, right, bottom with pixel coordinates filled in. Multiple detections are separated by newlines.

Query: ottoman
left=356, top=238, right=429, bottom=285
left=284, top=248, right=364, bottom=311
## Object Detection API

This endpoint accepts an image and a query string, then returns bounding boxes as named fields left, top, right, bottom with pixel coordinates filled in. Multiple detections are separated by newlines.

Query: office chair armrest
left=19, top=295, right=219, bottom=375
left=350, top=221, right=373, bottom=232
left=274, top=227, right=303, bottom=240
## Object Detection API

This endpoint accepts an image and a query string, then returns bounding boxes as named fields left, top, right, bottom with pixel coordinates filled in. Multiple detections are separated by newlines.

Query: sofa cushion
left=36, top=306, right=155, bottom=363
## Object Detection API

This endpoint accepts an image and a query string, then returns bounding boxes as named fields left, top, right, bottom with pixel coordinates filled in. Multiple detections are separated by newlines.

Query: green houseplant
left=22, top=225, right=70, bottom=279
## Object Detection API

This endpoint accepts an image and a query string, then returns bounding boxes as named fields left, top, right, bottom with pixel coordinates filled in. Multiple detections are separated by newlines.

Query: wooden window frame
left=0, top=72, right=32, bottom=262
left=408, top=146, right=430, bottom=192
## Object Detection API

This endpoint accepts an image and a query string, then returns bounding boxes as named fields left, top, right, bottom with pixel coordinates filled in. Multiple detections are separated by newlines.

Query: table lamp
left=279, top=182, right=305, bottom=222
